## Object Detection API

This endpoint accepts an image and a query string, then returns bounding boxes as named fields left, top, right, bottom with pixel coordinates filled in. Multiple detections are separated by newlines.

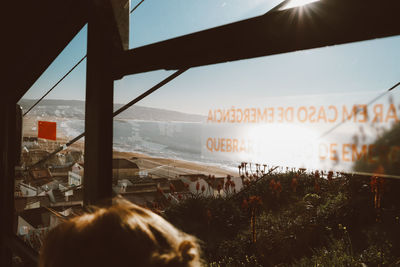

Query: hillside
left=18, top=99, right=205, bottom=122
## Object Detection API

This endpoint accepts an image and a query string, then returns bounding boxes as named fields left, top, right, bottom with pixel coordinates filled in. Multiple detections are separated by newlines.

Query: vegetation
left=163, top=171, right=400, bottom=266
left=353, top=122, right=400, bottom=176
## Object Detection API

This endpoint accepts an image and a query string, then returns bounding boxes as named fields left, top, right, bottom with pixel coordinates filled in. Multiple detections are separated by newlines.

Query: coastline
left=23, top=115, right=236, bottom=178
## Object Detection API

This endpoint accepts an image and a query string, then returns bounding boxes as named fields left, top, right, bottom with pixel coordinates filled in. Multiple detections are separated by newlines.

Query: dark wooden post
left=0, top=99, right=17, bottom=266
left=84, top=0, right=115, bottom=205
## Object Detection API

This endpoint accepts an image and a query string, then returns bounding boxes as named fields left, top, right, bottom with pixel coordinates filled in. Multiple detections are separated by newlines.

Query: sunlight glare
left=245, top=124, right=322, bottom=168
left=280, top=0, right=320, bottom=10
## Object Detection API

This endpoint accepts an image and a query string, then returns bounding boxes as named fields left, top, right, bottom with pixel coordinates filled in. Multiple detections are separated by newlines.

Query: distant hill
left=18, top=99, right=205, bottom=122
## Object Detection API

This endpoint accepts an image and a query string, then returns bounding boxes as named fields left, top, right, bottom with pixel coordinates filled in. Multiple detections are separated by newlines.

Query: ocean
left=60, top=119, right=239, bottom=172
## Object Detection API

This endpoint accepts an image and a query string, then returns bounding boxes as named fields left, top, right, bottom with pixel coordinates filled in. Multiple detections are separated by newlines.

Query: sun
left=281, top=0, right=320, bottom=10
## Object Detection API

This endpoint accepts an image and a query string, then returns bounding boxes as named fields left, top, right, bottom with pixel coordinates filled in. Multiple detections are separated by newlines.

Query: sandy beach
left=113, top=150, right=236, bottom=178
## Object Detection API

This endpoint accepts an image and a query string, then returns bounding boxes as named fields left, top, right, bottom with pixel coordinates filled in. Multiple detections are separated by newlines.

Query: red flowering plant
left=224, top=180, right=232, bottom=196
left=198, top=174, right=217, bottom=197
left=327, top=171, right=334, bottom=183
left=371, top=165, right=385, bottom=211
left=242, top=195, right=263, bottom=243
left=206, top=179, right=212, bottom=195
left=241, top=198, right=248, bottom=211
left=314, top=171, right=321, bottom=193
left=157, top=185, right=164, bottom=195
left=240, top=174, right=245, bottom=184
left=183, top=182, right=189, bottom=190
left=262, top=164, right=267, bottom=175
left=314, top=182, right=321, bottom=193
left=243, top=162, right=248, bottom=175
left=217, top=182, right=223, bottom=196
left=291, top=176, right=298, bottom=193
left=314, top=170, right=320, bottom=180
left=269, top=178, right=276, bottom=192
left=243, top=178, right=251, bottom=188
left=274, top=181, right=283, bottom=198
left=254, top=163, right=260, bottom=179
left=169, top=183, right=176, bottom=193
left=231, top=180, right=236, bottom=194
left=268, top=178, right=283, bottom=198
left=223, top=175, right=236, bottom=196
left=206, top=209, right=212, bottom=226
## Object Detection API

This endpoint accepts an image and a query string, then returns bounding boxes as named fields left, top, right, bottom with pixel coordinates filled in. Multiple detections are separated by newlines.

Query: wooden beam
left=115, top=0, right=400, bottom=77
left=110, top=0, right=130, bottom=51
left=0, top=99, right=17, bottom=266
left=8, top=0, right=88, bottom=102
left=83, top=0, right=120, bottom=205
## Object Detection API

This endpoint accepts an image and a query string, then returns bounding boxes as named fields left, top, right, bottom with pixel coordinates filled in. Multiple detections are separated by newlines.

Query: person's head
left=39, top=197, right=202, bottom=267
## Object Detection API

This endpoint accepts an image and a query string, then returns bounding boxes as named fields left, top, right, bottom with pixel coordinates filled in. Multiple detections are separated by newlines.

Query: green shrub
left=208, top=255, right=262, bottom=267
left=161, top=172, right=400, bottom=266
left=293, top=238, right=359, bottom=267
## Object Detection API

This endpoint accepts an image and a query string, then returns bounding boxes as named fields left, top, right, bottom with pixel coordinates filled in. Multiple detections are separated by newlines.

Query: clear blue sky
left=21, top=0, right=400, bottom=115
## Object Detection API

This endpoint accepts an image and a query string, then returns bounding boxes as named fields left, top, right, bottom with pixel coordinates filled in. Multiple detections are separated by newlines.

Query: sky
left=19, top=0, right=400, bottom=173
left=21, top=0, right=400, bottom=116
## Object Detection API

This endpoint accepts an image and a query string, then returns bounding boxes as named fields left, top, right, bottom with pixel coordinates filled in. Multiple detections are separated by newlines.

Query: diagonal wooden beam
left=115, top=0, right=400, bottom=78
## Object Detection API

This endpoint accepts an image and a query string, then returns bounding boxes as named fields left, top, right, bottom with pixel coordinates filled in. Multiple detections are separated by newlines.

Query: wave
left=61, top=119, right=236, bottom=172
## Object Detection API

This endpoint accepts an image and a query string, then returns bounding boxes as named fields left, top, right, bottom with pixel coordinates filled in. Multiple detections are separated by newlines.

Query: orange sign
left=38, top=121, right=57, bottom=141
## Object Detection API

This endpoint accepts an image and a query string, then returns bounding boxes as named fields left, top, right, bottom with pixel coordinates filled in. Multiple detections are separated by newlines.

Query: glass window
left=15, top=25, right=87, bottom=255
left=129, top=0, right=284, bottom=48
left=114, top=34, right=400, bottom=265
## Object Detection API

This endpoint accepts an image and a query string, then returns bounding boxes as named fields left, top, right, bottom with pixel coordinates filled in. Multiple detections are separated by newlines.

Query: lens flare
left=280, top=0, right=320, bottom=10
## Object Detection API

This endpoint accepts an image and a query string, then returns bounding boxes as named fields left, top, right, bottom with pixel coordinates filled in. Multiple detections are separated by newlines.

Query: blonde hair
left=39, top=197, right=202, bottom=267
